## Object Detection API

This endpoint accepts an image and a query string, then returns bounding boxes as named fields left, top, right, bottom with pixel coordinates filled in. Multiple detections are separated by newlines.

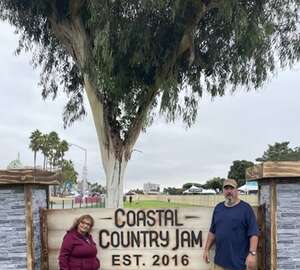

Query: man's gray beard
left=225, top=197, right=235, bottom=206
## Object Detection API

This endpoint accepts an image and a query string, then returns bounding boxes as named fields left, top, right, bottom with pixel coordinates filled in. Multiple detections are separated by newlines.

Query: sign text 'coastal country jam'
left=98, top=208, right=212, bottom=269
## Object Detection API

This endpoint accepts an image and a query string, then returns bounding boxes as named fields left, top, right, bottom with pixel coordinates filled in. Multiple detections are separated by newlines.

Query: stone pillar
left=0, top=169, right=60, bottom=270
left=246, top=161, right=300, bottom=270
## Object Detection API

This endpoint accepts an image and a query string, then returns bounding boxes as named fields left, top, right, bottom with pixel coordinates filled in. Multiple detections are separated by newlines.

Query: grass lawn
left=124, top=200, right=196, bottom=208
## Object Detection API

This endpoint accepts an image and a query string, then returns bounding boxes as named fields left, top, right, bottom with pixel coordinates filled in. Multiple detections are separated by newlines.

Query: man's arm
left=246, top=235, right=258, bottom=270
left=249, top=235, right=258, bottom=252
left=203, top=232, right=215, bottom=264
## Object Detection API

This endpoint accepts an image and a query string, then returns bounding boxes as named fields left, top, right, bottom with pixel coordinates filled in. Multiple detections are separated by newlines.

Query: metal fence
left=132, top=194, right=259, bottom=207
left=49, top=196, right=105, bottom=209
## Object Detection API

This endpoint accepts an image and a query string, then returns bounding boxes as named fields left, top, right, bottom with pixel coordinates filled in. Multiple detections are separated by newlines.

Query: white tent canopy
left=183, top=185, right=203, bottom=194
left=238, top=181, right=258, bottom=193
left=183, top=186, right=216, bottom=194
left=201, top=189, right=216, bottom=194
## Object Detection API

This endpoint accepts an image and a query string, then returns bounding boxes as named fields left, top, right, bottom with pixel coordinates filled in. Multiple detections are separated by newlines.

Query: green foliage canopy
left=1, top=0, right=299, bottom=139
left=227, top=160, right=254, bottom=186
left=182, top=182, right=202, bottom=190
left=256, top=141, right=300, bottom=162
left=202, top=177, right=224, bottom=193
left=29, top=129, right=70, bottom=170
left=163, top=187, right=183, bottom=195
left=61, top=159, right=78, bottom=185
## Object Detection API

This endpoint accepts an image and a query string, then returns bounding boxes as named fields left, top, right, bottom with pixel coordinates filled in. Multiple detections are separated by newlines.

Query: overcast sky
left=1, top=21, right=300, bottom=191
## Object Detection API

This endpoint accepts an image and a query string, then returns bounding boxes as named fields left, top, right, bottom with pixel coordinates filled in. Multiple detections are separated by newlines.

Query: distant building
left=7, top=153, right=44, bottom=170
left=143, top=182, right=160, bottom=194
left=7, top=153, right=23, bottom=169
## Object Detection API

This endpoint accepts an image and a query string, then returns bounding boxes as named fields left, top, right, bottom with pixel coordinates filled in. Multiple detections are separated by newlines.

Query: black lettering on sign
left=151, top=254, right=190, bottom=266
left=114, top=208, right=125, bottom=228
left=171, top=255, right=178, bottom=266
left=130, top=230, right=141, bottom=247
left=162, top=255, right=169, bottom=265
left=146, top=210, right=156, bottom=226
left=160, top=230, right=170, bottom=247
left=111, top=231, right=120, bottom=247
left=113, top=209, right=184, bottom=228
left=127, top=210, right=136, bottom=227
left=123, top=255, right=131, bottom=266
left=136, top=210, right=146, bottom=226
left=112, top=254, right=143, bottom=266
left=149, top=231, right=159, bottom=247
left=120, top=231, right=130, bottom=247
left=173, top=229, right=203, bottom=250
left=99, top=229, right=173, bottom=249
left=181, top=230, right=191, bottom=247
left=165, top=210, right=174, bottom=226
left=191, top=230, right=202, bottom=247
left=112, top=255, right=120, bottom=266
left=152, top=255, right=159, bottom=266
left=99, top=229, right=110, bottom=248
left=156, top=209, right=165, bottom=226
left=164, top=209, right=184, bottom=226
left=133, top=254, right=143, bottom=266
left=174, top=209, right=184, bottom=226
left=182, top=254, right=189, bottom=266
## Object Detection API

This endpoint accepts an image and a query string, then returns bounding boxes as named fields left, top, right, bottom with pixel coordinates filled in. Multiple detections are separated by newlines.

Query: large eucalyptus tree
left=1, top=0, right=299, bottom=207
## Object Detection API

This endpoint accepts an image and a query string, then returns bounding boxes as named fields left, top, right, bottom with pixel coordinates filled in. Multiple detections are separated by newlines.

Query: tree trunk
left=33, top=151, right=36, bottom=169
left=84, top=77, right=133, bottom=208
left=104, top=153, right=128, bottom=208
left=48, top=12, right=142, bottom=208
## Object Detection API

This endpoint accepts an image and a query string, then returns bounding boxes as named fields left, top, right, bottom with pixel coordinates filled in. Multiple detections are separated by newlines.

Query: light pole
left=69, top=143, right=87, bottom=196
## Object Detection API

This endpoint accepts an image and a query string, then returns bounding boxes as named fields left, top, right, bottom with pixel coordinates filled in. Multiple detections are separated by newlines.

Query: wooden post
left=24, top=185, right=34, bottom=270
left=270, top=180, right=277, bottom=270
left=40, top=208, right=49, bottom=270
left=257, top=204, right=265, bottom=270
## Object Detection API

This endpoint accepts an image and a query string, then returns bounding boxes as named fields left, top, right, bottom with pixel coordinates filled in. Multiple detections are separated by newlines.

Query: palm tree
left=29, top=129, right=42, bottom=169
left=40, top=134, right=50, bottom=170
left=57, top=140, right=69, bottom=169
left=47, top=131, right=60, bottom=171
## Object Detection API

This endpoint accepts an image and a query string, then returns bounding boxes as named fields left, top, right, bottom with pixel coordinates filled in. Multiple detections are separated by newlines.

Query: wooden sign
left=46, top=207, right=214, bottom=270
left=246, top=161, right=300, bottom=180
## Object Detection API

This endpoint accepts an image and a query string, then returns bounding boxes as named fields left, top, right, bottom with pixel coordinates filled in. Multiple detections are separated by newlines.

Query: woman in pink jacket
left=59, top=214, right=100, bottom=270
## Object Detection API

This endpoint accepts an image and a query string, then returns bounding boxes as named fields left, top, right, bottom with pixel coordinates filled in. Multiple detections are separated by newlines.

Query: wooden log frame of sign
left=270, top=180, right=277, bottom=270
left=256, top=204, right=265, bottom=270
left=246, top=161, right=300, bottom=180
left=24, top=185, right=34, bottom=270
left=41, top=208, right=49, bottom=270
left=0, top=169, right=61, bottom=185
left=43, top=207, right=259, bottom=270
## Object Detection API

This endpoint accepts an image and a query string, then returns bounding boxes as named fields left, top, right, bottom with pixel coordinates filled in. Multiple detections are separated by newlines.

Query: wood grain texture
left=44, top=207, right=258, bottom=270
left=246, top=161, right=300, bottom=180
left=257, top=204, right=265, bottom=270
left=40, top=208, right=49, bottom=270
left=25, top=185, right=34, bottom=270
left=270, top=181, right=277, bottom=270
left=47, top=208, right=213, bottom=270
left=0, top=169, right=61, bottom=185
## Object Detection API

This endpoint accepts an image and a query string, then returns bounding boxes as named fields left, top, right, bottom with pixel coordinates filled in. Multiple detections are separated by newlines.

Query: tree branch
left=123, top=0, right=224, bottom=157
left=69, top=0, right=86, bottom=17
left=177, top=0, right=222, bottom=63
left=47, top=1, right=90, bottom=68
left=124, top=85, right=159, bottom=160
